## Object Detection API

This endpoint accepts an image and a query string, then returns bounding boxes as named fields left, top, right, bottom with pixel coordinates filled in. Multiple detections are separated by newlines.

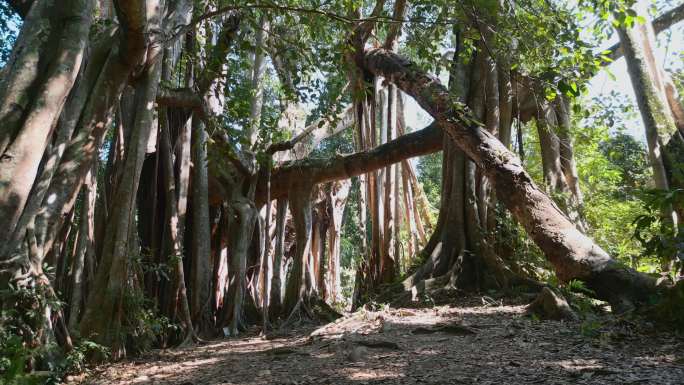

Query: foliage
left=0, top=282, right=62, bottom=383
left=632, top=189, right=684, bottom=273
left=416, top=153, right=442, bottom=209
left=571, top=97, right=654, bottom=268
left=491, top=205, right=549, bottom=280
left=58, top=340, right=109, bottom=377
left=0, top=1, right=20, bottom=66
left=122, top=288, right=180, bottom=354
left=0, top=320, right=38, bottom=384
left=650, top=280, right=684, bottom=331
left=599, top=133, right=652, bottom=198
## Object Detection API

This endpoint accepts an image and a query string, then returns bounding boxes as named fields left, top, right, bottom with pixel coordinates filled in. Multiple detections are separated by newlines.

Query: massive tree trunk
left=3, top=2, right=150, bottom=299
left=189, top=10, right=240, bottom=335
left=363, top=47, right=661, bottom=310
left=159, top=84, right=196, bottom=342
left=283, top=182, right=314, bottom=314
left=78, top=1, right=165, bottom=357
left=80, top=49, right=163, bottom=357
left=404, top=32, right=510, bottom=292
left=0, top=0, right=92, bottom=241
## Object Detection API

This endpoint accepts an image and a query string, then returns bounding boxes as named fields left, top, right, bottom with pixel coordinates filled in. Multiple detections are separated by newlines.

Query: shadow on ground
left=78, top=296, right=684, bottom=385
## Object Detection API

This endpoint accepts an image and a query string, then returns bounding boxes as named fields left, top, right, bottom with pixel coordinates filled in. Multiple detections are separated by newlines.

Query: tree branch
left=198, top=11, right=241, bottom=95
left=603, top=3, right=684, bottom=63
left=269, top=103, right=354, bottom=158
left=7, top=0, right=33, bottom=19
left=261, top=121, right=442, bottom=201
left=384, top=0, right=407, bottom=48
left=156, top=87, right=202, bottom=109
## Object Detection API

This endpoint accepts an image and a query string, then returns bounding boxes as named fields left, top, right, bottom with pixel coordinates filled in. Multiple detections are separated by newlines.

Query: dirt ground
left=70, top=296, right=684, bottom=385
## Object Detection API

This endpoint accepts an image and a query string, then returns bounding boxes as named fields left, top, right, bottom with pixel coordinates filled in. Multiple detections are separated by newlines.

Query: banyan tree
left=0, top=0, right=683, bottom=368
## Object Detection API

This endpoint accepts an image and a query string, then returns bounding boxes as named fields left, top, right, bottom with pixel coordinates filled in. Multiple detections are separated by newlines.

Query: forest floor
left=71, top=294, right=684, bottom=385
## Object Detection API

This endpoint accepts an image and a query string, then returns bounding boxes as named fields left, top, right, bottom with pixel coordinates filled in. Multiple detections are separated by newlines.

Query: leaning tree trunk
left=405, top=34, right=511, bottom=292
left=363, top=47, right=662, bottom=310
left=617, top=5, right=684, bottom=220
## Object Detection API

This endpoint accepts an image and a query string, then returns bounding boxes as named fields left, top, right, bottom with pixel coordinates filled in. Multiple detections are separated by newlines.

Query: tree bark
left=617, top=6, right=684, bottom=217
left=160, top=89, right=196, bottom=342
left=363, top=47, right=660, bottom=309
left=80, top=50, right=163, bottom=357
left=269, top=198, right=288, bottom=316
left=0, top=0, right=93, bottom=247
left=326, top=180, right=351, bottom=303
left=190, top=118, right=213, bottom=334
left=68, top=161, right=97, bottom=332
left=283, top=183, right=314, bottom=314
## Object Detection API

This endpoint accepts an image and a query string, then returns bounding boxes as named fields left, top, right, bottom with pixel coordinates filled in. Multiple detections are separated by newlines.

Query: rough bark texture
left=0, top=0, right=93, bottom=249
left=269, top=198, right=289, bottom=316
left=160, top=99, right=196, bottom=342
left=325, top=181, right=350, bottom=303
left=68, top=162, right=97, bottom=332
left=617, top=6, right=684, bottom=206
left=283, top=183, right=314, bottom=314
left=190, top=118, right=214, bottom=334
left=80, top=49, right=163, bottom=357
left=263, top=122, right=442, bottom=202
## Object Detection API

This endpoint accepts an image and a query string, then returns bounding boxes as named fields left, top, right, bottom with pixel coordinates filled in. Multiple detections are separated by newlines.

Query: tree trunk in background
left=554, top=96, right=586, bottom=230
left=536, top=101, right=571, bottom=194
left=283, top=183, right=314, bottom=314
left=369, top=85, right=384, bottom=288
left=326, top=180, right=351, bottom=303
left=617, top=6, right=684, bottom=219
left=68, top=161, right=97, bottom=332
left=381, top=84, right=398, bottom=283
left=80, top=53, right=163, bottom=357
left=219, top=169, right=258, bottom=334
left=269, top=198, right=288, bottom=316
left=313, top=197, right=328, bottom=299
left=160, top=88, right=196, bottom=341
left=351, top=99, right=370, bottom=306
left=247, top=16, right=268, bottom=147
left=190, top=118, right=213, bottom=334
left=260, top=183, right=274, bottom=329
